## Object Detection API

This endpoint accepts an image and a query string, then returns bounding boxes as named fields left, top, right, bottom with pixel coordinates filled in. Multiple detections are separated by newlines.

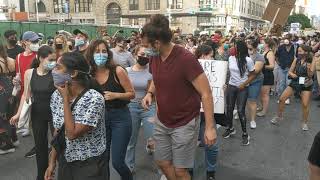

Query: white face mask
left=297, top=40, right=304, bottom=45
left=29, top=43, right=40, bottom=52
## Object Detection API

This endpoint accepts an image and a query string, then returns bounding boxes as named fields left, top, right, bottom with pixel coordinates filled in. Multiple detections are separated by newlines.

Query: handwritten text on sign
left=199, top=59, right=228, bottom=114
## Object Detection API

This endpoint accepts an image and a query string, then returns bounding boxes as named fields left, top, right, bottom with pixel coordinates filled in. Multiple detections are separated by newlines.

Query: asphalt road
left=0, top=96, right=319, bottom=180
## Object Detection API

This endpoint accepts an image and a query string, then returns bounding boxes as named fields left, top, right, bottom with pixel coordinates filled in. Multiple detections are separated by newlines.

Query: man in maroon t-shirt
left=141, top=15, right=217, bottom=180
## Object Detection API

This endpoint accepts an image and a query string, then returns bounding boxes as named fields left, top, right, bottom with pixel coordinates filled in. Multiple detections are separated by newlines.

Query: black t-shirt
left=6, top=45, right=24, bottom=59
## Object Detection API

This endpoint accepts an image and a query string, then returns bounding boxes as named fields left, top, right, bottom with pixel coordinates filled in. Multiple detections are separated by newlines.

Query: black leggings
left=31, top=106, right=52, bottom=180
left=225, top=85, right=248, bottom=134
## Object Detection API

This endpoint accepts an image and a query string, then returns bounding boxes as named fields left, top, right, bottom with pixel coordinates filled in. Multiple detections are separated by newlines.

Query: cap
left=73, top=29, right=88, bottom=38
left=22, top=31, right=40, bottom=41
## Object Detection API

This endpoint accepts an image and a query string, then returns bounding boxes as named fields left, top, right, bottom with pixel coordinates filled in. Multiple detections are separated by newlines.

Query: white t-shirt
left=228, top=56, right=255, bottom=87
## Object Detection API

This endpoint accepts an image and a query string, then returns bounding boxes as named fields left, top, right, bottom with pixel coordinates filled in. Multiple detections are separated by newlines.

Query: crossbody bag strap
left=60, top=88, right=89, bottom=130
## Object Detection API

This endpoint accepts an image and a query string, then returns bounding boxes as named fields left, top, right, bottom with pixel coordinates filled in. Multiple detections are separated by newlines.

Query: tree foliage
left=287, top=14, right=312, bottom=29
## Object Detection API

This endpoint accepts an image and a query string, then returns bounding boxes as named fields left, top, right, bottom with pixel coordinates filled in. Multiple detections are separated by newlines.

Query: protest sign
left=199, top=59, right=228, bottom=114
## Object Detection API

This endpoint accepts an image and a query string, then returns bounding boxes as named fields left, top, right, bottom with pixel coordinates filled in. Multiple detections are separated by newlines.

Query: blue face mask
left=224, top=44, right=229, bottom=51
left=52, top=70, right=72, bottom=86
left=45, top=61, right=56, bottom=71
left=75, top=38, right=85, bottom=47
left=94, top=53, right=108, bottom=66
left=144, top=48, right=159, bottom=57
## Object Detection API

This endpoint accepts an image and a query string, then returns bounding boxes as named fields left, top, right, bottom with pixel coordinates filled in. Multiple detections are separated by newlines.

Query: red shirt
left=15, top=52, right=37, bottom=96
left=149, top=45, right=204, bottom=128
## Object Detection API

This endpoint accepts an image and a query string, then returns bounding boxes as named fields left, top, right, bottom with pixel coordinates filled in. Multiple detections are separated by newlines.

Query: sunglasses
left=248, top=48, right=254, bottom=51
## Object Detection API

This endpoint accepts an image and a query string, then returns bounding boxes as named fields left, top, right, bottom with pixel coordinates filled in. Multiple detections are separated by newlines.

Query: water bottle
left=12, top=73, right=21, bottom=96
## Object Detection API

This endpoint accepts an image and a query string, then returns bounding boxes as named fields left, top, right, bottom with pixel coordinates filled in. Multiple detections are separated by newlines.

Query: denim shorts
left=248, top=79, right=263, bottom=101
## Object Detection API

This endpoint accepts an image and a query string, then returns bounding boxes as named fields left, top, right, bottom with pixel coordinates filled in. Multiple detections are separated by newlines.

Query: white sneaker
left=160, top=175, right=167, bottom=180
left=12, top=140, right=20, bottom=147
left=250, top=121, right=257, bottom=129
left=21, top=129, right=30, bottom=137
left=302, top=124, right=309, bottom=131
left=270, top=116, right=282, bottom=125
left=16, top=128, right=27, bottom=134
left=285, top=99, right=290, bottom=105
left=257, top=111, right=266, bottom=117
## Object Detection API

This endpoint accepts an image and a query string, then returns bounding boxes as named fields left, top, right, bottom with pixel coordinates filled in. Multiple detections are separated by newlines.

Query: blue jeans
left=277, top=67, right=291, bottom=96
left=199, top=112, right=219, bottom=172
left=105, top=106, right=133, bottom=180
left=125, top=102, right=156, bottom=171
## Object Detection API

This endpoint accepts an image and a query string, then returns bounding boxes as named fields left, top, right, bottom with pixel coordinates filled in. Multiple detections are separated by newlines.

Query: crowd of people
left=1, top=14, right=320, bottom=180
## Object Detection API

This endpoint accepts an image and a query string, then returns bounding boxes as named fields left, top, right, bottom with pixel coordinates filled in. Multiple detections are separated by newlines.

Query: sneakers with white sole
left=250, top=121, right=257, bottom=129
left=270, top=116, right=282, bottom=125
left=0, top=144, right=15, bottom=155
left=16, top=128, right=27, bottom=134
left=21, top=129, right=30, bottom=137
left=302, top=124, right=309, bottom=131
left=257, top=111, right=266, bottom=117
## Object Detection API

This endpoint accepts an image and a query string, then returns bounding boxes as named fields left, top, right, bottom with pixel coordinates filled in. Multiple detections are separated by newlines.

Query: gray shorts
left=153, top=116, right=200, bottom=169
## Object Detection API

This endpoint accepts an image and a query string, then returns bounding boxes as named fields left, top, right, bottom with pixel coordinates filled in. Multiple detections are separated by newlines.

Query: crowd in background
left=1, top=14, right=320, bottom=180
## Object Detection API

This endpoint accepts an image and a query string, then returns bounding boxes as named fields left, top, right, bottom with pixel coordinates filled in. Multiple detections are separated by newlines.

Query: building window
left=199, top=0, right=215, bottom=9
left=145, top=0, right=160, bottom=10
left=54, top=0, right=67, bottom=13
left=106, top=3, right=122, bottom=24
left=129, top=0, right=139, bottom=10
left=74, top=0, right=93, bottom=13
left=129, top=18, right=139, bottom=25
left=168, top=0, right=183, bottom=9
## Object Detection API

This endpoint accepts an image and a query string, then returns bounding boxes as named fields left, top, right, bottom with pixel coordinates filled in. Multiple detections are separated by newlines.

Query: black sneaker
left=242, top=133, right=250, bottom=146
left=0, top=144, right=15, bottom=155
left=207, top=171, right=216, bottom=180
left=25, top=146, right=36, bottom=158
left=222, top=128, right=236, bottom=139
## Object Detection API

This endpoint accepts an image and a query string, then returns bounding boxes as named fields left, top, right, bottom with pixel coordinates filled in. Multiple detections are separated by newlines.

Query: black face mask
left=68, top=45, right=73, bottom=51
left=8, top=39, right=17, bottom=46
left=137, top=56, right=149, bottom=66
left=55, top=44, right=64, bottom=50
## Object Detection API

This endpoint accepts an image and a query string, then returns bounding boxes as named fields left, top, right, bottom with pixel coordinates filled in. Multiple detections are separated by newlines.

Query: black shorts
left=308, top=132, right=320, bottom=167
left=289, top=83, right=313, bottom=92
left=263, top=72, right=274, bottom=86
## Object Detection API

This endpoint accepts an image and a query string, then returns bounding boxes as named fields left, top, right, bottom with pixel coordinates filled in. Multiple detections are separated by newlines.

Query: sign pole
left=267, top=7, right=280, bottom=35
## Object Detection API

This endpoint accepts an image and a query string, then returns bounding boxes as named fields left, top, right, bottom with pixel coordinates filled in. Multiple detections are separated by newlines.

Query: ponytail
left=30, top=55, right=40, bottom=68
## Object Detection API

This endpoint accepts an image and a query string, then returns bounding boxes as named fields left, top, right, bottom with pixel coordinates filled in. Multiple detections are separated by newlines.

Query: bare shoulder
left=115, top=66, right=127, bottom=75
